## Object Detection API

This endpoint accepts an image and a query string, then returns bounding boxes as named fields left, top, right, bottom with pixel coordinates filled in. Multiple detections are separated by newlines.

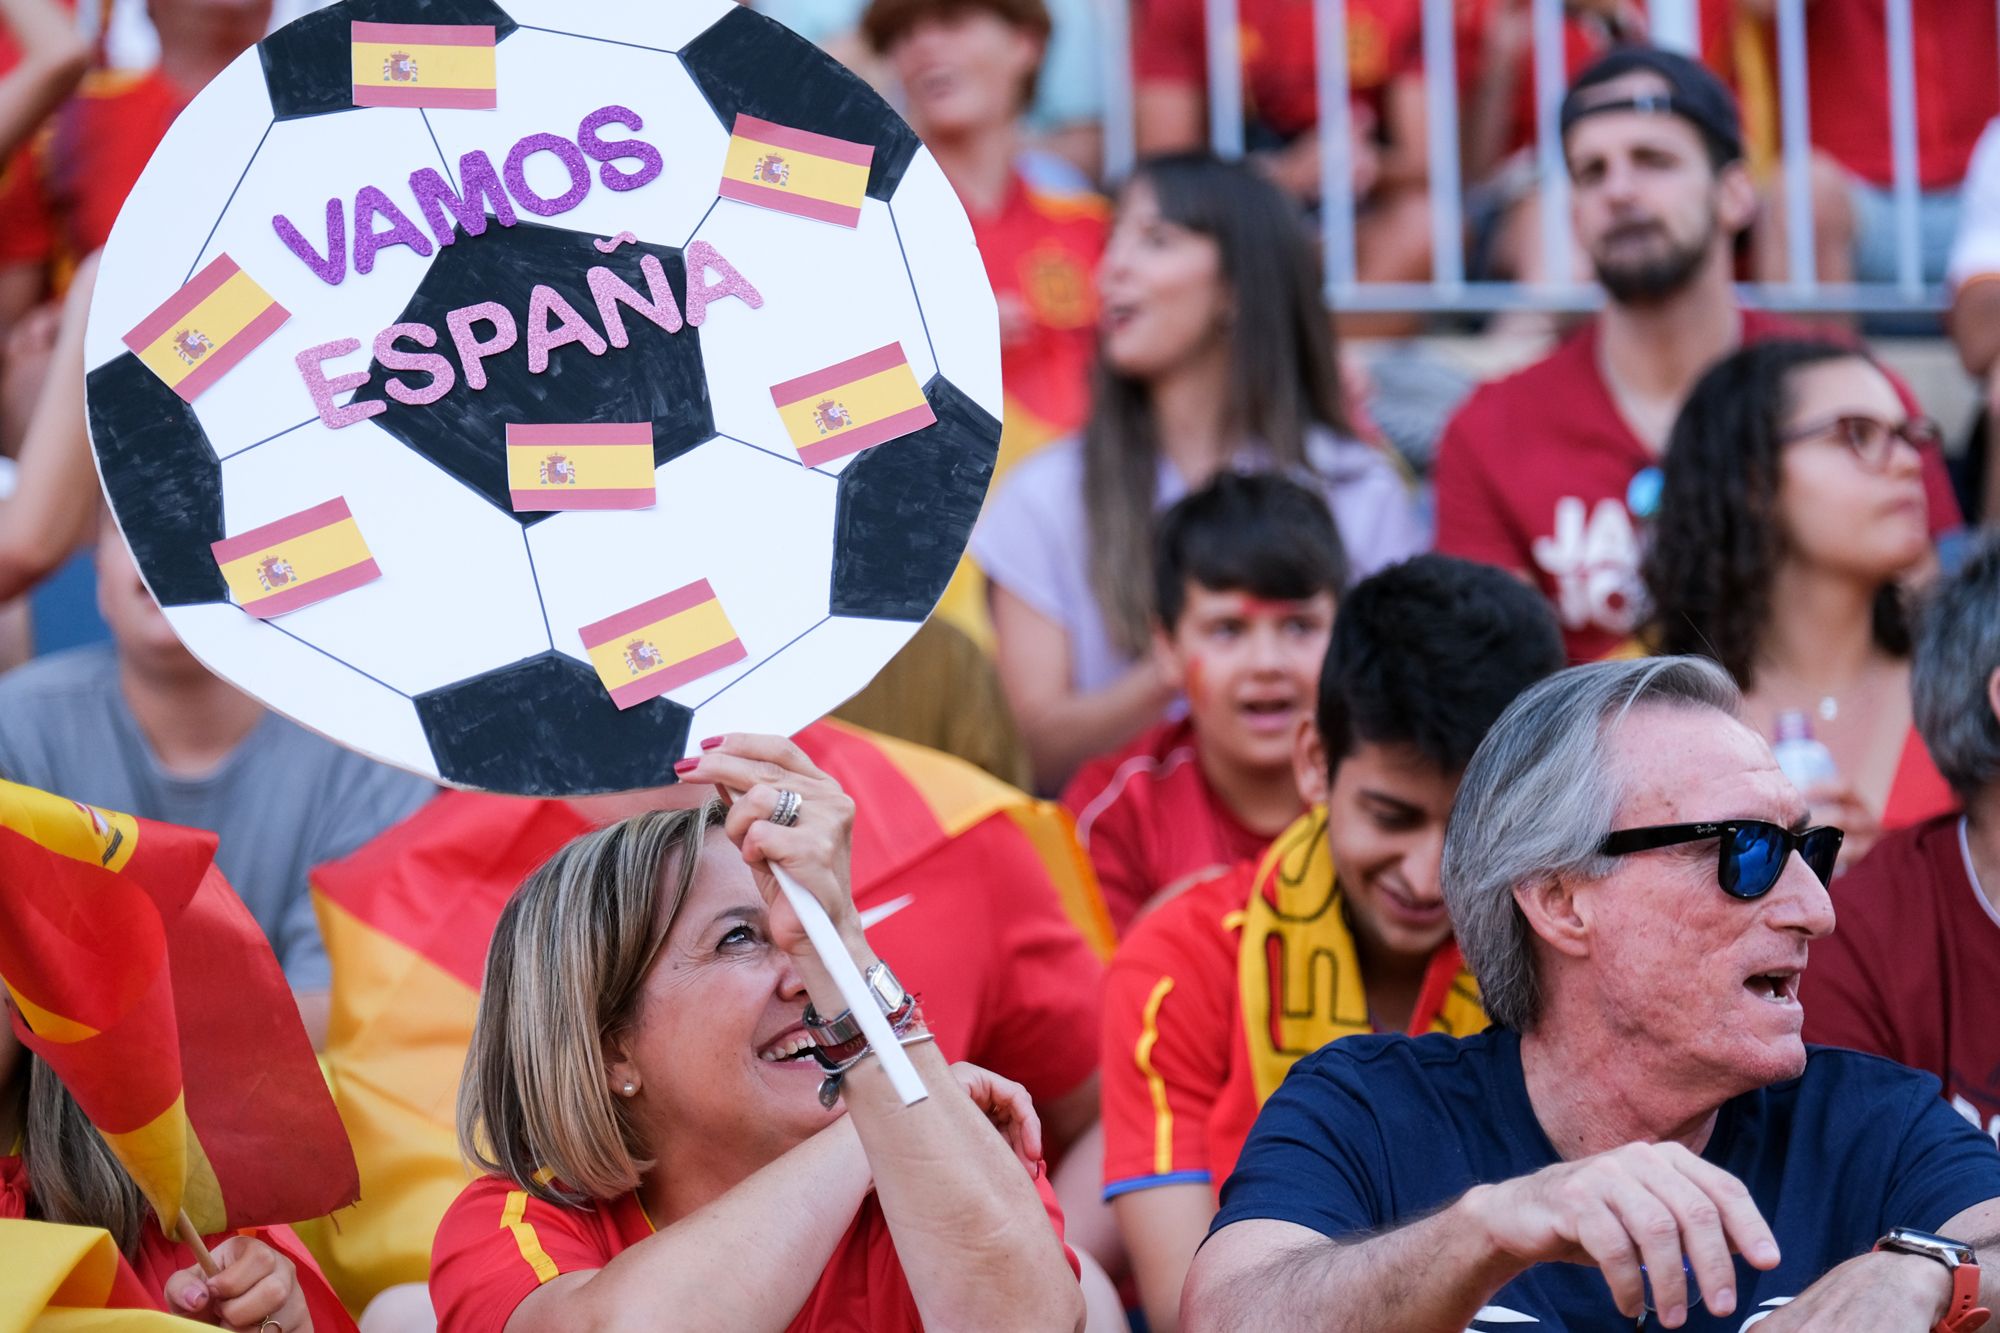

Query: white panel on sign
left=888, top=149, right=1004, bottom=424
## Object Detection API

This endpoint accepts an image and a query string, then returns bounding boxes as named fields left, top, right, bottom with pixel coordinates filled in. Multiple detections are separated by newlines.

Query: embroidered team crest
left=538, top=453, right=577, bottom=485
left=1021, top=249, right=1093, bottom=329
left=623, top=639, right=665, bottom=675
left=171, top=328, right=213, bottom=365
left=811, top=400, right=851, bottom=435
left=383, top=50, right=419, bottom=82
left=751, top=153, right=790, bottom=187
left=256, top=555, right=297, bottom=591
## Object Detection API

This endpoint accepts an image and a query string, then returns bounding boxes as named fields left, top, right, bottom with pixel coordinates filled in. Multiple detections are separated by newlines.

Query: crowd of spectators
left=2, top=0, right=1998, bottom=1329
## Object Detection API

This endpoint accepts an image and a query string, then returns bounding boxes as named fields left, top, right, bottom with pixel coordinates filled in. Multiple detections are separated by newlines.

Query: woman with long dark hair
left=972, top=153, right=1424, bottom=791
left=1642, top=338, right=1954, bottom=868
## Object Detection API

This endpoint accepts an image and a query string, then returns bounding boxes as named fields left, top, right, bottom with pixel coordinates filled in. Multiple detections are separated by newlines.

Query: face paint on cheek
left=1239, top=597, right=1309, bottom=620
left=1185, top=655, right=1209, bottom=708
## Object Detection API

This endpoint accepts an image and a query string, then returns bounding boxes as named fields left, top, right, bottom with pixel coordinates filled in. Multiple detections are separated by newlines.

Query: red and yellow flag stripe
left=122, top=254, right=289, bottom=403
left=210, top=497, right=381, bottom=619
left=578, top=580, right=746, bottom=710
left=505, top=422, right=655, bottom=511
left=769, top=343, right=936, bottom=467
left=718, top=113, right=874, bottom=228
left=350, top=21, right=497, bottom=109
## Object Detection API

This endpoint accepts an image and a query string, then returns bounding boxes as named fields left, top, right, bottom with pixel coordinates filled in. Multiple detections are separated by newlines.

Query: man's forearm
left=1186, top=1191, right=1526, bottom=1333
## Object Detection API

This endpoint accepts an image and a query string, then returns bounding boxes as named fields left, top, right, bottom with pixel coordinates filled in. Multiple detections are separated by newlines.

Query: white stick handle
left=774, top=865, right=928, bottom=1106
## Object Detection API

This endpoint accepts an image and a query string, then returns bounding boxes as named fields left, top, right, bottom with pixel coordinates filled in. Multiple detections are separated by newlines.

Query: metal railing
left=1097, top=0, right=1960, bottom=314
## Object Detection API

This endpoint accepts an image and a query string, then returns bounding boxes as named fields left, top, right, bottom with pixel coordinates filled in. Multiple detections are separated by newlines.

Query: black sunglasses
left=1598, top=821, right=1844, bottom=899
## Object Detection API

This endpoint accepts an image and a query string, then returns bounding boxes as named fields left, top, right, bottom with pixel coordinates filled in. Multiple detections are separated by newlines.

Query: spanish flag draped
left=301, top=721, right=1111, bottom=1309
left=0, top=779, right=360, bottom=1238
left=769, top=343, right=936, bottom=467
left=718, top=114, right=873, bottom=228
left=350, top=22, right=498, bottom=109
left=121, top=254, right=289, bottom=403
left=505, top=422, right=656, bottom=511
left=578, top=579, right=747, bottom=709
left=0, top=1220, right=184, bottom=1331
left=210, top=496, right=381, bottom=618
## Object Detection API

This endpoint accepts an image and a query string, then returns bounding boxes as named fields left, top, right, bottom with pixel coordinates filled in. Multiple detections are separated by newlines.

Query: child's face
left=1158, top=583, right=1336, bottom=775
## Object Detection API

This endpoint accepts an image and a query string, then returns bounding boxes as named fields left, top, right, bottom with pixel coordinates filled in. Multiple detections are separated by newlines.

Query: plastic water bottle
left=1772, top=710, right=1839, bottom=793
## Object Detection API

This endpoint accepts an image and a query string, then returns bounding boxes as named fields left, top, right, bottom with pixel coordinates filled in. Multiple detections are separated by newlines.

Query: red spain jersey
left=1062, top=717, right=1282, bottom=937
left=1132, top=0, right=1421, bottom=141
left=1100, top=809, right=1484, bottom=1199
left=430, top=1172, right=1074, bottom=1331
left=1433, top=310, right=1964, bottom=663
left=967, top=172, right=1107, bottom=473
left=0, top=67, right=188, bottom=288
left=1799, top=0, right=1996, bottom=187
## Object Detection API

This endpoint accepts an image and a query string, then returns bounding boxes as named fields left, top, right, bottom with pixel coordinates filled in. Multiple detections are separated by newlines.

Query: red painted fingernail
left=699, top=735, right=725, bottom=750
left=673, top=758, right=701, bottom=775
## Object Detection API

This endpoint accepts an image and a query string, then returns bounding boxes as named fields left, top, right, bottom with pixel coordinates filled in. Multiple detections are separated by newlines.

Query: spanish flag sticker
left=505, top=422, right=656, bottom=512
left=769, top=343, right=936, bottom=467
left=122, top=255, right=289, bottom=403
left=718, top=114, right=874, bottom=229
left=579, top=580, right=747, bottom=710
left=211, top=498, right=382, bottom=619
left=351, top=21, right=498, bottom=109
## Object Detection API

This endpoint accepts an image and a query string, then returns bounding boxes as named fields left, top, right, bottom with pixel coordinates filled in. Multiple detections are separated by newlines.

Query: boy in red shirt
left=862, top=0, right=1106, bottom=475
left=1435, top=46, right=1961, bottom=662
left=1062, top=474, right=1345, bottom=937
left=1803, top=532, right=2000, bottom=1145
left=1097, top=555, right=1564, bottom=1332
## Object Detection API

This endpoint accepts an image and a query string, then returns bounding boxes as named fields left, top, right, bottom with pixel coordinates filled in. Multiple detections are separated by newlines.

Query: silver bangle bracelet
left=817, top=1029, right=936, bottom=1108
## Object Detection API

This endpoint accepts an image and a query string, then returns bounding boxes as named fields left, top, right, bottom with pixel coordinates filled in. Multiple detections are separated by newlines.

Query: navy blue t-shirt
left=1213, top=1029, right=2000, bottom=1330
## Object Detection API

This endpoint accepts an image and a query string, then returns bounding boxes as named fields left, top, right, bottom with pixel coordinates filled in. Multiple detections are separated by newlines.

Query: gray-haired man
left=1183, top=656, right=2000, bottom=1332
left=1803, top=532, right=2000, bottom=1143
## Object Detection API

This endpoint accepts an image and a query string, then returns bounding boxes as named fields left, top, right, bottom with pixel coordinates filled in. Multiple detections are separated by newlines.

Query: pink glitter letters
left=525, top=285, right=609, bottom=373
left=445, top=302, right=518, bottom=391
left=682, top=240, right=764, bottom=327
left=296, top=338, right=386, bottom=429
left=587, top=255, right=682, bottom=346
left=374, top=322, right=456, bottom=406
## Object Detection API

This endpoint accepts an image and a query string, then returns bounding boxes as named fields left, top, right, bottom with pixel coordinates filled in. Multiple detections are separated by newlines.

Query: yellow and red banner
left=0, top=1220, right=186, bottom=1330
left=505, top=422, right=655, bottom=511
left=211, top=496, right=381, bottom=618
left=350, top=22, right=497, bottom=109
left=578, top=579, right=746, bottom=709
left=0, top=781, right=358, bottom=1236
left=769, top=342, right=936, bottom=467
left=718, top=113, right=874, bottom=228
left=121, top=254, right=289, bottom=403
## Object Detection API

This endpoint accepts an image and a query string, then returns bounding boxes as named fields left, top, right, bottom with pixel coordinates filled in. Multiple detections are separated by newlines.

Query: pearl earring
left=621, top=1082, right=636, bottom=1097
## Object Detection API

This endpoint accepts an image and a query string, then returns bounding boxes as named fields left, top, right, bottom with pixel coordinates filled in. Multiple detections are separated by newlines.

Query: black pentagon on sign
left=680, top=6, right=920, bottom=202
left=416, top=651, right=693, bottom=795
left=259, top=0, right=520, bottom=120
left=353, top=219, right=713, bottom=527
left=829, top=375, right=999, bottom=621
left=86, top=354, right=230, bottom=607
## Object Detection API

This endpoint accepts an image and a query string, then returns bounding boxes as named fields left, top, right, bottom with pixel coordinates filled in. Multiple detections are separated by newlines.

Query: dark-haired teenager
left=1643, top=339, right=1956, bottom=872
left=1061, top=474, right=1346, bottom=937
left=1433, top=47, right=1961, bottom=664
left=1097, top=555, right=1563, bottom=1332
left=973, top=153, right=1424, bottom=792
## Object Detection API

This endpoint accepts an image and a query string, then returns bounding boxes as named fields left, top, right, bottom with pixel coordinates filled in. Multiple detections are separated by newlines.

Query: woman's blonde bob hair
left=458, top=798, right=724, bottom=1206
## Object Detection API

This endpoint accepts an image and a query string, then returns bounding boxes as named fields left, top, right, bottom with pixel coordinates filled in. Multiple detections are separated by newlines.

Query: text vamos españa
left=279, top=103, right=763, bottom=431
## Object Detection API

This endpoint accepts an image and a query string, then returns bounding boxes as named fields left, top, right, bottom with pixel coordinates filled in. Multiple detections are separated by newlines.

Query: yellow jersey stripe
left=500, top=1189, right=560, bottom=1284
left=1136, top=976, right=1177, bottom=1177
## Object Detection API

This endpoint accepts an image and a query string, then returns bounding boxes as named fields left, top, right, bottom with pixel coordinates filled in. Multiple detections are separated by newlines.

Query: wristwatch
left=1875, top=1228, right=1991, bottom=1333
left=804, top=961, right=915, bottom=1070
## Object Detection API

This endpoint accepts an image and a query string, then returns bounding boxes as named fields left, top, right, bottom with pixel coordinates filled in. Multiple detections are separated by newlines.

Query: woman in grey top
left=973, top=153, right=1426, bottom=791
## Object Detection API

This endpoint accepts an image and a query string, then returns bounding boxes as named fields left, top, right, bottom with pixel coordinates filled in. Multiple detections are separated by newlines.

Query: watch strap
left=807, top=992, right=916, bottom=1069
left=1938, top=1263, right=1989, bottom=1333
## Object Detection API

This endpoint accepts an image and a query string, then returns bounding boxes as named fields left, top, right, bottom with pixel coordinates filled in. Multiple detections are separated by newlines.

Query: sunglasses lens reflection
left=1728, top=825, right=1785, bottom=899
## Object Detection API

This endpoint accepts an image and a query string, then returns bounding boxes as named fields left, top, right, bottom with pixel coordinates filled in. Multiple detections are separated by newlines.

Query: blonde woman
left=428, top=734, right=1086, bottom=1332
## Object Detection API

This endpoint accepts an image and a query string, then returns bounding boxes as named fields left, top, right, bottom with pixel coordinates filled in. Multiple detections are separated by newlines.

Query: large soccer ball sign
left=84, top=0, right=1001, bottom=796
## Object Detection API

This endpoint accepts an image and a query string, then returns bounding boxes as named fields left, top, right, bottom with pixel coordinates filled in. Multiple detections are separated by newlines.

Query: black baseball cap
left=1559, top=46, right=1743, bottom=166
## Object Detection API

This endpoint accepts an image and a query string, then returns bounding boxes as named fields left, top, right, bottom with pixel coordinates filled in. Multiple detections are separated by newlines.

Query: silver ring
left=769, top=788, right=801, bottom=827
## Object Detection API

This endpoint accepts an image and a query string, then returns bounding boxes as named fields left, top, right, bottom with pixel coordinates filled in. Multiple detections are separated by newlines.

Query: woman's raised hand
left=679, top=733, right=859, bottom=957
left=950, top=1062, right=1046, bottom=1179
left=163, top=1234, right=313, bottom=1332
